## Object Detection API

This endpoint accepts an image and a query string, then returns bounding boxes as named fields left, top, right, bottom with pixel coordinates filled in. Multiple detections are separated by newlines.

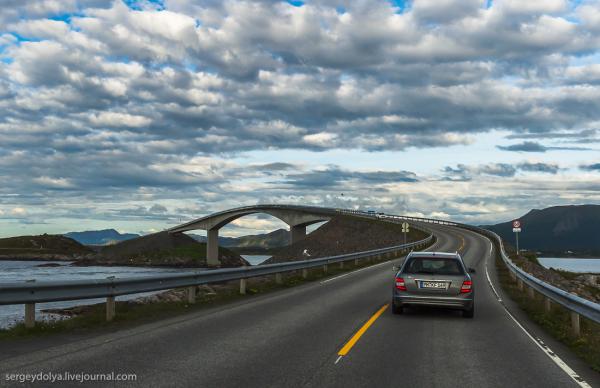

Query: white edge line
left=320, top=260, right=394, bottom=284
left=482, top=236, right=591, bottom=388
left=334, top=355, right=343, bottom=364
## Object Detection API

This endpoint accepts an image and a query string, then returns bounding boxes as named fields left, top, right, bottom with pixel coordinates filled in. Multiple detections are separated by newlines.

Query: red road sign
left=512, top=220, right=521, bottom=228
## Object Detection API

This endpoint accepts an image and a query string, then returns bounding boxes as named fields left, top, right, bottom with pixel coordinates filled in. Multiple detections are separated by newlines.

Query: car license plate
left=420, top=281, right=446, bottom=289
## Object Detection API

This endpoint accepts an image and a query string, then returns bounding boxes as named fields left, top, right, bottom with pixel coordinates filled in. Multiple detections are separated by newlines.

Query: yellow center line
left=337, top=303, right=389, bottom=357
left=458, top=234, right=465, bottom=253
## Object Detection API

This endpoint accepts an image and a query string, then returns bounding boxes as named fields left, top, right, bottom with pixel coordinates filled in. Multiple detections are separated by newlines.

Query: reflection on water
left=241, top=255, right=271, bottom=266
left=538, top=257, right=600, bottom=273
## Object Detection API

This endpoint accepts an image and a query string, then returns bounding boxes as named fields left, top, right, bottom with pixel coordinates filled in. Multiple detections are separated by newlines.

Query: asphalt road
left=1, top=225, right=598, bottom=387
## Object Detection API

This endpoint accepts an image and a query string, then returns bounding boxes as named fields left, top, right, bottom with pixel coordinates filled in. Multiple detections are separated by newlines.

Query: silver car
left=392, top=251, right=475, bottom=318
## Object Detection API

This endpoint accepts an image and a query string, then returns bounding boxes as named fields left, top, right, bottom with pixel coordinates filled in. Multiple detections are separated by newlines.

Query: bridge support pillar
left=25, top=303, right=35, bottom=328
left=207, top=228, right=220, bottom=266
left=290, top=225, right=307, bottom=244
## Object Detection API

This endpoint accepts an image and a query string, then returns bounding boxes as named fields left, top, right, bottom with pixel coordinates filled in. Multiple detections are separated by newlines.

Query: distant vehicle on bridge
left=392, top=251, right=476, bottom=318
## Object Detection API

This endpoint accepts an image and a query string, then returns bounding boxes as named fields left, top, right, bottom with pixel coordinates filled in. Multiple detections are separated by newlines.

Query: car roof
left=408, top=251, right=460, bottom=259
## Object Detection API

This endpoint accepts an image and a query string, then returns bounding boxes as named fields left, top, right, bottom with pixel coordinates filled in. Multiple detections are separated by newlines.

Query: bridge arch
left=168, top=205, right=332, bottom=266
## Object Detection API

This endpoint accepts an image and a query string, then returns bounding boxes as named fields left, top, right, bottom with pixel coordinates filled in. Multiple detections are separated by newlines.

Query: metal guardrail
left=0, top=237, right=431, bottom=305
left=378, top=212, right=600, bottom=330
left=0, top=209, right=433, bottom=327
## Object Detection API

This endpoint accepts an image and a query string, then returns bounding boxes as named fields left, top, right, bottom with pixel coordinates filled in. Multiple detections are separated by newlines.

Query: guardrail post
left=527, top=285, right=535, bottom=299
left=240, top=278, right=247, bottom=295
left=509, top=270, right=516, bottom=282
left=25, top=303, right=35, bottom=328
left=187, top=286, right=196, bottom=304
left=106, top=296, right=115, bottom=322
left=302, top=268, right=308, bottom=279
left=517, top=278, right=524, bottom=291
left=275, top=273, right=283, bottom=285
left=323, top=264, right=328, bottom=274
left=544, top=297, right=552, bottom=313
left=23, top=279, right=36, bottom=328
left=339, top=261, right=344, bottom=269
left=354, top=258, right=359, bottom=266
left=571, top=312, right=581, bottom=337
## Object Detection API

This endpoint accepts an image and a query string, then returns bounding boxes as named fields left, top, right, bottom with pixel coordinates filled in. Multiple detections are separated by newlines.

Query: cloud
left=497, top=141, right=548, bottom=152
left=517, top=162, right=560, bottom=174
left=497, top=141, right=592, bottom=152
left=282, top=167, right=419, bottom=188
left=443, top=161, right=560, bottom=179
left=580, top=163, right=600, bottom=171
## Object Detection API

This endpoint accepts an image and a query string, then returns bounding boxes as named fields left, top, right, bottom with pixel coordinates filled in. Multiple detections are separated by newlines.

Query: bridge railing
left=0, top=212, right=433, bottom=328
left=375, top=212, right=600, bottom=335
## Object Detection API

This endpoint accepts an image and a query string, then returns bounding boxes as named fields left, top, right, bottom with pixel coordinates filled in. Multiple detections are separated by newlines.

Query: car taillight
left=395, top=277, right=407, bottom=291
left=460, top=280, right=472, bottom=293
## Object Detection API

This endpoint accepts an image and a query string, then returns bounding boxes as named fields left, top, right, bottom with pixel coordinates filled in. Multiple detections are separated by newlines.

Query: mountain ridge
left=483, top=204, right=600, bottom=254
left=64, top=229, right=140, bottom=245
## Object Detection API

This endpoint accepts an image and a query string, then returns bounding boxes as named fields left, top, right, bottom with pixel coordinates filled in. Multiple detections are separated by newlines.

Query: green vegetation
left=0, top=234, right=91, bottom=255
left=508, top=250, right=540, bottom=267
left=495, top=251, right=600, bottom=372
left=0, top=236, right=436, bottom=340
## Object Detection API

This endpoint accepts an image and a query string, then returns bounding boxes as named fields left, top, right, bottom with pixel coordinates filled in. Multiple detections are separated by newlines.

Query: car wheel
left=392, top=303, right=403, bottom=315
left=462, top=305, right=474, bottom=318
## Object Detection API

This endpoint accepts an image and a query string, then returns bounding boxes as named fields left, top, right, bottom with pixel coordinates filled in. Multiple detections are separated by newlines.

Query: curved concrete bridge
left=168, top=205, right=334, bottom=265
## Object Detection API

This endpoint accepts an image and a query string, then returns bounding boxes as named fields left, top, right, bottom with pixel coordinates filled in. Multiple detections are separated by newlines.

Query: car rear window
left=403, top=257, right=464, bottom=275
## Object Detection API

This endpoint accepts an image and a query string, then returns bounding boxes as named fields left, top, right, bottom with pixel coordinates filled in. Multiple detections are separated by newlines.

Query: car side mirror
left=469, top=267, right=476, bottom=274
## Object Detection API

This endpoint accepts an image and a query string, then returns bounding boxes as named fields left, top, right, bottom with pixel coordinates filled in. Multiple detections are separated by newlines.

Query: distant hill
left=89, top=231, right=248, bottom=267
left=483, top=205, right=600, bottom=254
left=0, top=234, right=93, bottom=259
left=64, top=229, right=140, bottom=245
left=266, top=215, right=428, bottom=264
left=189, top=229, right=290, bottom=250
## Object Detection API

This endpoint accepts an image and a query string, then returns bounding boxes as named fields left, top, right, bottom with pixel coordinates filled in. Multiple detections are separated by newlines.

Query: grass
left=495, top=250, right=600, bottom=372
left=0, top=238, right=435, bottom=340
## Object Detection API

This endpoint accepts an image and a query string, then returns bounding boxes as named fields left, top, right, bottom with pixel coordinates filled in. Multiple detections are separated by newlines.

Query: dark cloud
left=443, top=161, right=560, bottom=180
left=517, top=162, right=560, bottom=174
left=497, top=141, right=592, bottom=153
left=282, top=167, right=418, bottom=188
left=497, top=141, right=548, bottom=152
left=580, top=163, right=600, bottom=171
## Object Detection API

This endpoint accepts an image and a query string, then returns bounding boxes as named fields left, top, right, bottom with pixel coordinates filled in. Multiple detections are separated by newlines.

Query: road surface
left=1, top=225, right=597, bottom=387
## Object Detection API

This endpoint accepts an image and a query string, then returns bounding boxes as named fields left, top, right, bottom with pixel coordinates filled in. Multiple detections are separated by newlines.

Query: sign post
left=402, top=222, right=410, bottom=244
left=512, top=220, right=521, bottom=255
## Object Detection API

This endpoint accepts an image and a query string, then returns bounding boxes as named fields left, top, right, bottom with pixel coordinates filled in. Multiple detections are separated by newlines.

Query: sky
left=1, top=0, right=600, bottom=237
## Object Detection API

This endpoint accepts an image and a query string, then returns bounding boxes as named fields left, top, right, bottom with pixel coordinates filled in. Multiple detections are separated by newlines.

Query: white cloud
left=89, top=112, right=152, bottom=127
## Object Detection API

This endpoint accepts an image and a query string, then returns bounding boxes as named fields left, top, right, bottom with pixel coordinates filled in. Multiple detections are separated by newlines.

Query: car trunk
left=403, top=273, right=465, bottom=296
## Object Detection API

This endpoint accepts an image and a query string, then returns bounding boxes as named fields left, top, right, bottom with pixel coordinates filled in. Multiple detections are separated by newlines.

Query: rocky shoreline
left=511, top=253, right=599, bottom=303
